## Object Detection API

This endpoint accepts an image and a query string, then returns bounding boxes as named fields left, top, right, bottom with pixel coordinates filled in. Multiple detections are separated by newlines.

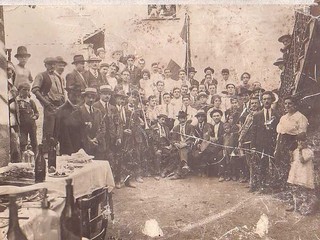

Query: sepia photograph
left=0, top=1, right=320, bottom=239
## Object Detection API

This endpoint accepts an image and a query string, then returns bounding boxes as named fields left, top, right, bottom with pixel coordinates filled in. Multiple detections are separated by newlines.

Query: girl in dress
left=286, top=133, right=317, bottom=215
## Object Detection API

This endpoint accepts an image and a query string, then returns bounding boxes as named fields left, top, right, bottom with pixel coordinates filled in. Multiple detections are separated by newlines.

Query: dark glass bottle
left=48, top=137, right=57, bottom=169
left=35, top=144, right=46, bottom=183
left=60, top=178, right=81, bottom=240
left=7, top=195, right=28, bottom=240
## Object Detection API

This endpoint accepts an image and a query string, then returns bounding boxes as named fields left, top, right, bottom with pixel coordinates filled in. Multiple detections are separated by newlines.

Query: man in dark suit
left=209, top=109, right=225, bottom=179
left=251, top=91, right=280, bottom=193
left=114, top=69, right=138, bottom=95
left=151, top=114, right=172, bottom=179
left=70, top=88, right=105, bottom=159
left=93, top=85, right=117, bottom=160
left=124, top=54, right=141, bottom=87
left=169, top=111, right=195, bottom=179
left=188, top=67, right=199, bottom=87
left=54, top=85, right=82, bottom=155
left=83, top=56, right=103, bottom=89
left=191, top=110, right=213, bottom=172
left=66, top=55, right=87, bottom=92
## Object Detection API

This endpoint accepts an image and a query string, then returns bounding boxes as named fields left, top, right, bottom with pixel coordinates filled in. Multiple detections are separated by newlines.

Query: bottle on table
left=60, top=178, right=82, bottom=240
left=48, top=137, right=57, bottom=169
left=35, top=144, right=46, bottom=183
left=21, top=144, right=35, bottom=168
left=33, top=189, right=61, bottom=240
left=7, top=195, right=28, bottom=240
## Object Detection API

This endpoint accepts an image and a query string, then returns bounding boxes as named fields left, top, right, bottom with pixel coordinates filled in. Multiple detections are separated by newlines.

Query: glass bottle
left=7, top=195, right=28, bottom=240
left=60, top=178, right=81, bottom=240
left=33, top=189, right=60, bottom=240
left=35, top=144, right=46, bottom=183
left=48, top=137, right=57, bottom=169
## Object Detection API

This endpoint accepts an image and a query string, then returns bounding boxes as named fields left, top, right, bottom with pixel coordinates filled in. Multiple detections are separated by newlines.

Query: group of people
left=7, top=41, right=318, bottom=215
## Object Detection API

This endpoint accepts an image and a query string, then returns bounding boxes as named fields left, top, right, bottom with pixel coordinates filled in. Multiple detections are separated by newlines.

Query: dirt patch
left=107, top=176, right=320, bottom=240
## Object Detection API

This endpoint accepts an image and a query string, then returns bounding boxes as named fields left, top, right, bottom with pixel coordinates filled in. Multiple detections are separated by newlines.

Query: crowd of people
left=7, top=37, right=318, bottom=215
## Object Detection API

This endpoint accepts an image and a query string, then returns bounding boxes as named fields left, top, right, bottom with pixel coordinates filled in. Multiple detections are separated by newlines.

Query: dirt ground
left=106, top=176, right=320, bottom=240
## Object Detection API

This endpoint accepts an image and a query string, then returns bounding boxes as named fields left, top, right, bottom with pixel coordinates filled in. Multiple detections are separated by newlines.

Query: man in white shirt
left=14, top=46, right=33, bottom=88
left=177, top=95, right=197, bottom=126
left=159, top=92, right=175, bottom=130
left=146, top=95, right=160, bottom=126
left=163, top=68, right=176, bottom=93
left=150, top=62, right=164, bottom=86
left=171, top=87, right=183, bottom=115
left=176, top=69, right=191, bottom=89
left=106, top=63, right=119, bottom=91
left=207, top=83, right=217, bottom=104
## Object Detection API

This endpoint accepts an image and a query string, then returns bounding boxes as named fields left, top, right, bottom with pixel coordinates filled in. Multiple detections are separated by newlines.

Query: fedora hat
left=188, top=67, right=197, bottom=73
left=14, top=46, right=31, bottom=58
left=273, top=57, right=284, bottom=66
left=278, top=34, right=291, bottom=43
left=204, top=67, right=214, bottom=74
left=55, top=56, right=67, bottom=66
left=72, top=55, right=86, bottom=64
left=87, top=56, right=102, bottom=63
left=195, top=109, right=206, bottom=118
left=177, top=110, right=188, bottom=119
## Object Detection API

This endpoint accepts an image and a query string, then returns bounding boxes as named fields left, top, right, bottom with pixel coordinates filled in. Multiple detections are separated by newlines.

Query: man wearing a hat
left=93, top=85, right=117, bottom=162
left=237, top=88, right=252, bottom=125
left=99, top=62, right=110, bottom=86
left=14, top=46, right=33, bottom=88
left=66, top=55, right=87, bottom=92
left=151, top=113, right=172, bottom=179
left=53, top=84, right=82, bottom=155
left=32, top=57, right=65, bottom=144
left=273, top=57, right=285, bottom=84
left=83, top=56, right=103, bottom=89
left=221, top=83, right=236, bottom=111
left=188, top=67, right=199, bottom=87
left=125, top=54, right=141, bottom=87
left=169, top=111, right=194, bottom=180
left=278, top=34, right=291, bottom=63
left=55, top=56, right=67, bottom=88
left=70, top=88, right=105, bottom=159
left=201, top=73, right=218, bottom=90
left=96, top=47, right=106, bottom=61
left=196, top=91, right=210, bottom=112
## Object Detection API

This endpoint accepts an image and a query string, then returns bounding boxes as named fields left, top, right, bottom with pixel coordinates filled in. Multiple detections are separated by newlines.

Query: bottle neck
left=65, top=185, right=75, bottom=207
left=8, top=199, right=19, bottom=228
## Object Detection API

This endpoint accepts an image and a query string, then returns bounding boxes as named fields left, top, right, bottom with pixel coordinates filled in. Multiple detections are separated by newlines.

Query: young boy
left=17, top=82, right=39, bottom=154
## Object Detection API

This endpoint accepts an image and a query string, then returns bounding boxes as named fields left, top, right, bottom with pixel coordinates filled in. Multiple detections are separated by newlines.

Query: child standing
left=286, top=133, right=317, bottom=215
left=17, top=83, right=39, bottom=154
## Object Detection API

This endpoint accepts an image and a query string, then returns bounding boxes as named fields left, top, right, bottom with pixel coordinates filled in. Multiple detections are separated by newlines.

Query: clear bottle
left=35, top=144, right=46, bottom=183
left=60, top=178, right=82, bottom=240
left=33, top=189, right=60, bottom=240
left=7, top=195, right=28, bottom=240
left=22, top=144, right=35, bottom=168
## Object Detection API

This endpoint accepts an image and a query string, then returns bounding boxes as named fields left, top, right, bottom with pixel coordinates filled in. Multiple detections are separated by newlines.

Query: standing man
left=55, top=56, right=67, bottom=88
left=70, top=88, right=105, bottom=159
left=32, top=57, right=65, bottom=145
left=150, top=62, right=164, bottom=86
left=106, top=63, right=120, bottom=91
left=83, top=56, right=103, bottom=89
left=207, top=83, right=217, bottom=104
left=125, top=54, right=141, bottom=87
left=188, top=67, right=199, bottom=87
left=154, top=80, right=165, bottom=105
left=96, top=48, right=106, bottom=61
left=176, top=69, right=191, bottom=89
left=54, top=85, right=82, bottom=155
left=163, top=68, right=175, bottom=93
left=158, top=92, right=175, bottom=130
left=114, top=69, right=136, bottom=95
left=66, top=55, right=87, bottom=92
left=99, top=62, right=110, bottom=86
left=14, top=46, right=33, bottom=88
left=251, top=91, right=280, bottom=193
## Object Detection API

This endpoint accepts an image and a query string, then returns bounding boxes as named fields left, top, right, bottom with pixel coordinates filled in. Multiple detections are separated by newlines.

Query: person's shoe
left=181, top=165, right=191, bottom=175
left=136, top=177, right=144, bottom=183
left=115, top=182, right=122, bottom=189
left=218, top=177, right=225, bottom=182
left=125, top=180, right=137, bottom=188
left=160, top=172, right=167, bottom=178
left=225, top=177, right=231, bottom=181
left=168, top=174, right=181, bottom=180
left=154, top=176, right=160, bottom=181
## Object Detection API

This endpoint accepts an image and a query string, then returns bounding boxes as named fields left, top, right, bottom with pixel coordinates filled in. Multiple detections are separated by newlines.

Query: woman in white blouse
left=275, top=96, right=309, bottom=190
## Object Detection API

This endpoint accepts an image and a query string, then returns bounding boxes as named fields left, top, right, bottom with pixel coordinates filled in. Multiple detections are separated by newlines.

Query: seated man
left=151, top=114, right=173, bottom=179
left=169, top=111, right=194, bottom=179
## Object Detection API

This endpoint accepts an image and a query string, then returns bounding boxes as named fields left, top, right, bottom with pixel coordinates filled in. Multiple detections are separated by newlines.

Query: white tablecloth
left=0, top=160, right=115, bottom=239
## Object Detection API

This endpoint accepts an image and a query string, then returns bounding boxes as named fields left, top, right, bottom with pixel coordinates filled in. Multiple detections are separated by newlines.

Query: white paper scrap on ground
left=255, top=213, right=269, bottom=238
left=142, top=219, right=164, bottom=238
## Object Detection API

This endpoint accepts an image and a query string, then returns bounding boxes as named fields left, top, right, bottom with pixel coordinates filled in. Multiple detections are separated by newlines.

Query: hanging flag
left=167, top=59, right=181, bottom=80
left=181, top=13, right=192, bottom=76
